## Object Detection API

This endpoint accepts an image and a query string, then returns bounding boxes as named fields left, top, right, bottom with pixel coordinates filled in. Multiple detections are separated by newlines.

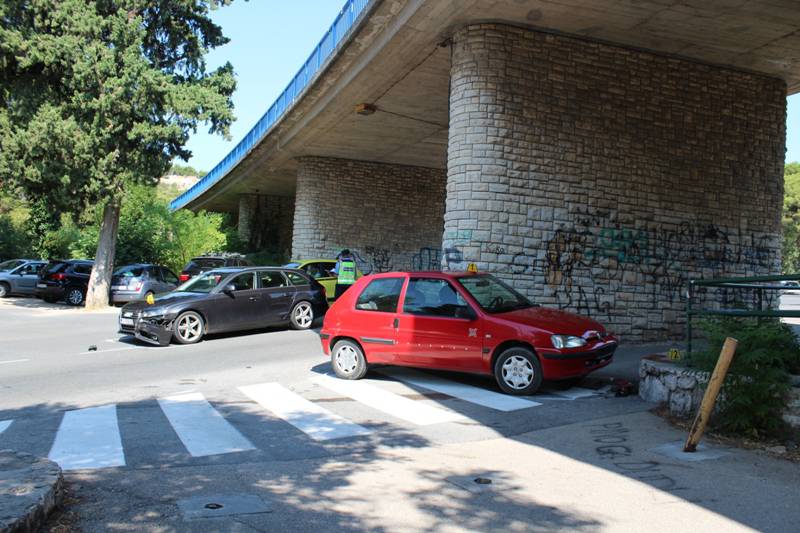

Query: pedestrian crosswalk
left=240, top=383, right=371, bottom=441
left=0, top=370, right=606, bottom=472
left=310, top=373, right=466, bottom=425
left=158, top=392, right=255, bottom=457
left=48, top=405, right=126, bottom=471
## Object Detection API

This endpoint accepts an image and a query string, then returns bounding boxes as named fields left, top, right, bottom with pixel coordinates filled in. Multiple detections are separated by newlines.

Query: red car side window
left=355, top=278, right=404, bottom=312
left=404, top=278, right=471, bottom=318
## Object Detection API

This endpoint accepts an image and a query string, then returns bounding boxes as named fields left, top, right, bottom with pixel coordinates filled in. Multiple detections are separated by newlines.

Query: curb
left=0, top=450, right=63, bottom=533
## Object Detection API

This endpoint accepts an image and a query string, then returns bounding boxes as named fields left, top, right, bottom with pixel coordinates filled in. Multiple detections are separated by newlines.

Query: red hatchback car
left=319, top=271, right=617, bottom=395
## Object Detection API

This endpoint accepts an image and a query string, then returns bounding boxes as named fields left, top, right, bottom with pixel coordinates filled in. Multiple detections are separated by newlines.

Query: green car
left=283, top=258, right=362, bottom=301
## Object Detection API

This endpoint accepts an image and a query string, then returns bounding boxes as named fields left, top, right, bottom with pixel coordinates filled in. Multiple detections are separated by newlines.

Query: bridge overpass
left=171, top=0, right=799, bottom=341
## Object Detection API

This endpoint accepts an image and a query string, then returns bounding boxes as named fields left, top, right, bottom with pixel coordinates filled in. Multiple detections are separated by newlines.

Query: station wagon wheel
left=0, top=282, right=9, bottom=298
left=173, top=311, right=204, bottom=345
left=289, top=301, right=314, bottom=330
left=66, top=287, right=85, bottom=306
left=494, top=347, right=543, bottom=395
left=331, top=340, right=367, bottom=380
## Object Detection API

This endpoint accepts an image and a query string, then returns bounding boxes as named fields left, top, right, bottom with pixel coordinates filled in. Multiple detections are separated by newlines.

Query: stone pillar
left=445, top=23, right=786, bottom=341
left=292, top=156, right=446, bottom=273
left=237, top=193, right=295, bottom=256
left=237, top=194, right=258, bottom=246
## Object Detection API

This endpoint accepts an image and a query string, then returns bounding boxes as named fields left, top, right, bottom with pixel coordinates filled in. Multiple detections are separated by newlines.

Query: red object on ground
left=320, top=271, right=617, bottom=393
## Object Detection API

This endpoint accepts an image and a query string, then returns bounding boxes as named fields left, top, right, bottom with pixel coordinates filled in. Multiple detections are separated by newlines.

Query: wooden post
left=684, top=337, right=738, bottom=452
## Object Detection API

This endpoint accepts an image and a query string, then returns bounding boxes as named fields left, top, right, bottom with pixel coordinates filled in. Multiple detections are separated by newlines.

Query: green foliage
left=0, top=0, right=237, bottom=305
left=0, top=190, right=32, bottom=258
left=691, top=317, right=797, bottom=437
left=0, top=0, right=236, bottom=213
left=168, top=164, right=206, bottom=177
left=68, top=184, right=228, bottom=273
left=782, top=162, right=800, bottom=273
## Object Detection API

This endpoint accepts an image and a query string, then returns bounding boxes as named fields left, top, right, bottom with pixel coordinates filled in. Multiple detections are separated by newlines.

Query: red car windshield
left=457, top=275, right=535, bottom=314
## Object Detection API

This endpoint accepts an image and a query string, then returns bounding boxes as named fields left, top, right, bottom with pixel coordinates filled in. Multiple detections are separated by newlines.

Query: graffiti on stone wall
left=446, top=208, right=779, bottom=321
left=328, top=245, right=455, bottom=275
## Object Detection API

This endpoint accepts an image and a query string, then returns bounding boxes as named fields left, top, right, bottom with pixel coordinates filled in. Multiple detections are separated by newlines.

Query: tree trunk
left=85, top=198, right=121, bottom=310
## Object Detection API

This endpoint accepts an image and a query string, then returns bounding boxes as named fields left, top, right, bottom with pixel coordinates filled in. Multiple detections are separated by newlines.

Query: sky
left=184, top=1, right=800, bottom=173
left=183, top=0, right=348, bottom=173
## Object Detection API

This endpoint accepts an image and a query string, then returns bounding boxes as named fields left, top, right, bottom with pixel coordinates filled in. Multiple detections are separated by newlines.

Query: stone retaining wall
left=292, top=157, right=446, bottom=273
left=639, top=356, right=800, bottom=428
left=444, top=23, right=786, bottom=342
left=638, top=357, right=708, bottom=417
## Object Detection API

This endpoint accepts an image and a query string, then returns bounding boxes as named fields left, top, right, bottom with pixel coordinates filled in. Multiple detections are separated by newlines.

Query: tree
left=168, top=163, right=207, bottom=177
left=70, top=183, right=228, bottom=274
left=0, top=0, right=236, bottom=308
left=782, top=162, right=800, bottom=273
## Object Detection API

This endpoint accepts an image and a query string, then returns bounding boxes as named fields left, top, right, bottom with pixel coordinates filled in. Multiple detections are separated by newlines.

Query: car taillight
left=133, top=282, right=143, bottom=292
left=179, top=273, right=190, bottom=282
left=50, top=273, right=66, bottom=281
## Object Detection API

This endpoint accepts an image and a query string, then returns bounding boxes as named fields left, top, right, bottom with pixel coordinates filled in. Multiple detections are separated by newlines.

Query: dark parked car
left=0, top=259, right=47, bottom=298
left=178, top=254, right=253, bottom=283
left=110, top=264, right=180, bottom=304
left=119, top=267, right=327, bottom=346
left=36, top=259, right=94, bottom=305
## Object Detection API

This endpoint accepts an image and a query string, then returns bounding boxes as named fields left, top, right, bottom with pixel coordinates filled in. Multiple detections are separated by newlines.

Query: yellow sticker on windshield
left=467, top=263, right=478, bottom=273
left=667, top=348, right=681, bottom=361
left=146, top=293, right=155, bottom=305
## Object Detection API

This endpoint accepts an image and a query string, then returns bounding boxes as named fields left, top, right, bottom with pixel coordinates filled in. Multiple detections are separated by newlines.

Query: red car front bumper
left=538, top=341, right=617, bottom=379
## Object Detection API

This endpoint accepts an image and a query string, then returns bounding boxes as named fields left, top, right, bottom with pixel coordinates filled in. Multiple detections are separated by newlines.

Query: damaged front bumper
left=119, top=315, right=173, bottom=346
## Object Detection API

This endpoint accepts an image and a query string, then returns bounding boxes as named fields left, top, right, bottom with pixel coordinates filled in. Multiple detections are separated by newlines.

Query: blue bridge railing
left=170, top=0, right=372, bottom=211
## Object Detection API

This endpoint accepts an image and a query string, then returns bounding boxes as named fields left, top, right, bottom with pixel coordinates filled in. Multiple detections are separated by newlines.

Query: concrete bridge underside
left=181, top=0, right=799, bottom=341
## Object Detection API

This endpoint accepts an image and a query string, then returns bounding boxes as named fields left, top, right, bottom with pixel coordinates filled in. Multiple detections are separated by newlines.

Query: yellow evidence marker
left=467, top=263, right=478, bottom=273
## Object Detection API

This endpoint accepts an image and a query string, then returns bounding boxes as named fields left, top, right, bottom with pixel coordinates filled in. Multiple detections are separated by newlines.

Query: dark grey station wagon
left=118, top=267, right=328, bottom=345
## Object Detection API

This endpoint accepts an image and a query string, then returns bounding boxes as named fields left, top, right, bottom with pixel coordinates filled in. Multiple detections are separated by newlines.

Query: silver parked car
left=0, top=259, right=47, bottom=298
left=110, top=264, right=180, bottom=304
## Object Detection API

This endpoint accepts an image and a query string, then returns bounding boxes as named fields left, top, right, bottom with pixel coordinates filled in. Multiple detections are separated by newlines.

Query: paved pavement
left=1, top=297, right=798, bottom=531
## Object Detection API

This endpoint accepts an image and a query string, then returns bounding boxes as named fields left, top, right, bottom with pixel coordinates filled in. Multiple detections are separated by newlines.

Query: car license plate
left=120, top=318, right=135, bottom=326
left=37, top=283, right=46, bottom=288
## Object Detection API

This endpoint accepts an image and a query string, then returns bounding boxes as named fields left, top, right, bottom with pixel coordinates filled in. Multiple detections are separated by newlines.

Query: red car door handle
left=393, top=318, right=399, bottom=328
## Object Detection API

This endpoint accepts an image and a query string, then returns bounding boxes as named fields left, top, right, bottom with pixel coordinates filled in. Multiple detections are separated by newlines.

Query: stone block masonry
left=292, top=157, right=446, bottom=273
left=444, top=23, right=787, bottom=342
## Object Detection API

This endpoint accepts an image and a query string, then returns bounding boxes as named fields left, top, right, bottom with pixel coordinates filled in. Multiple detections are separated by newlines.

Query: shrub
left=691, top=317, right=797, bottom=438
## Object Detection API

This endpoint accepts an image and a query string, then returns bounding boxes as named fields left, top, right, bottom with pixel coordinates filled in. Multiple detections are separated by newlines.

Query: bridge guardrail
left=170, top=0, right=372, bottom=211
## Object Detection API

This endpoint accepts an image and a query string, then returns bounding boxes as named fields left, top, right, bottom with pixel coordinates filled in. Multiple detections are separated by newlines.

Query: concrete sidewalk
left=67, top=409, right=799, bottom=532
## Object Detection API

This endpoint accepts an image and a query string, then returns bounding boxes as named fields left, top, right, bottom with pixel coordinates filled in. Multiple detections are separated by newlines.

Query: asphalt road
left=1, top=297, right=797, bottom=532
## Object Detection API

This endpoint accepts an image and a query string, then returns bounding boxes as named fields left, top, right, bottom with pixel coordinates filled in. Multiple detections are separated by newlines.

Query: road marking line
left=240, top=383, right=371, bottom=441
left=378, top=368, right=541, bottom=411
left=0, top=420, right=12, bottom=434
left=311, top=374, right=465, bottom=426
left=550, top=387, right=599, bottom=400
left=0, top=359, right=29, bottom=365
left=48, top=405, right=125, bottom=470
left=158, top=392, right=255, bottom=457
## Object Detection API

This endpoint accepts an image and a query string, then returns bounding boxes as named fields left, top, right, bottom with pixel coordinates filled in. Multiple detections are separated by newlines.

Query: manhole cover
left=177, top=494, right=272, bottom=519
